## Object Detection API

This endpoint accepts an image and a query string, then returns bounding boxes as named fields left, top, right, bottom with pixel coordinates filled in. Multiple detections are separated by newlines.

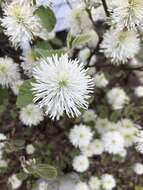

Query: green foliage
left=16, top=79, right=34, bottom=108
left=135, top=186, right=143, bottom=190
left=34, top=48, right=66, bottom=58
left=26, top=163, right=57, bottom=180
left=34, top=6, right=56, bottom=32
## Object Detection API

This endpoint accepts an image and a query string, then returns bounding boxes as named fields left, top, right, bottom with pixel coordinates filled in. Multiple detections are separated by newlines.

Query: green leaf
left=72, top=32, right=93, bottom=48
left=17, top=172, right=28, bottom=181
left=34, top=48, right=66, bottom=58
left=35, top=164, right=57, bottom=180
left=16, top=79, right=34, bottom=108
left=26, top=163, right=57, bottom=180
left=12, top=139, right=25, bottom=147
left=66, top=32, right=75, bottom=49
left=0, top=87, right=9, bottom=104
left=34, top=6, right=56, bottom=32
left=135, top=186, right=143, bottom=190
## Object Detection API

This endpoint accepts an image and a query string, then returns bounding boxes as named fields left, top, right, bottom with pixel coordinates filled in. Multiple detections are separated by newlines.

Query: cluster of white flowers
left=99, top=0, right=143, bottom=64
left=8, top=174, right=22, bottom=189
left=106, top=87, right=129, bottom=110
left=70, top=117, right=142, bottom=176
left=75, top=174, right=116, bottom=190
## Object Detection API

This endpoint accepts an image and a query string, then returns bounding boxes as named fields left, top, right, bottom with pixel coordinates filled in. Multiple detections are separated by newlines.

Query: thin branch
left=101, top=0, right=110, bottom=17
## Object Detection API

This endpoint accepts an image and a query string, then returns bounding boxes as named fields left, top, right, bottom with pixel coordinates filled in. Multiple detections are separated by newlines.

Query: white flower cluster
left=99, top=0, right=143, bottom=64
left=75, top=174, right=116, bottom=190
left=69, top=117, right=142, bottom=174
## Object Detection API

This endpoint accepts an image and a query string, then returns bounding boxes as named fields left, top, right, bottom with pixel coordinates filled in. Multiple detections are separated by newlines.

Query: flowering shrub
left=0, top=0, right=143, bottom=190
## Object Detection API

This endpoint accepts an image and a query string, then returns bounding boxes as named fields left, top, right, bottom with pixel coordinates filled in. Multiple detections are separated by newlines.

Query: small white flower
left=102, top=131, right=125, bottom=154
left=135, top=86, right=143, bottom=97
left=75, top=182, right=89, bottom=190
left=89, top=176, right=101, bottom=190
left=0, top=57, right=20, bottom=87
left=1, top=1, right=46, bottom=48
left=73, top=155, right=89, bottom=173
left=11, top=80, right=24, bottom=95
left=21, top=49, right=38, bottom=77
left=118, top=119, right=138, bottom=147
left=112, top=0, right=143, bottom=29
left=107, top=87, right=129, bottom=110
left=0, top=133, right=6, bottom=141
left=94, top=72, right=108, bottom=88
left=69, top=5, right=93, bottom=36
left=81, top=139, right=104, bottom=157
left=69, top=124, right=93, bottom=148
left=78, top=48, right=91, bottom=65
left=8, top=174, right=22, bottom=190
left=91, top=139, right=104, bottom=155
left=32, top=54, right=93, bottom=120
left=101, top=174, right=116, bottom=190
left=26, top=144, right=35, bottom=155
left=135, top=130, right=143, bottom=154
left=100, top=29, right=140, bottom=64
left=133, top=163, right=143, bottom=175
left=38, top=180, right=49, bottom=190
left=20, top=104, right=44, bottom=127
left=87, top=30, right=99, bottom=49
left=95, top=118, right=110, bottom=135
left=82, top=109, right=97, bottom=123
left=119, top=149, right=127, bottom=158
left=0, top=160, right=8, bottom=168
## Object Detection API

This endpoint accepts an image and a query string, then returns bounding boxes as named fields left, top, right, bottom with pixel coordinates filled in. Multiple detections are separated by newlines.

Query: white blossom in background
left=75, top=182, right=89, bottom=190
left=8, top=174, right=22, bottom=190
left=0, top=57, right=20, bottom=87
left=1, top=1, right=47, bottom=48
left=102, top=131, right=125, bottom=155
left=11, top=80, right=24, bottom=95
left=0, top=133, right=7, bottom=150
left=94, top=72, right=108, bottom=88
left=69, top=5, right=93, bottom=36
left=112, top=0, right=143, bottom=29
left=38, top=180, right=49, bottom=190
left=72, top=155, right=89, bottom=173
left=117, top=119, right=138, bottom=147
left=101, top=174, right=116, bottom=190
left=107, top=87, right=129, bottom=110
left=82, top=109, right=97, bottom=123
left=69, top=124, right=93, bottom=148
left=87, top=30, right=99, bottom=49
left=32, top=54, right=94, bottom=120
left=26, top=144, right=35, bottom=155
left=89, top=176, right=101, bottom=190
left=100, top=29, right=140, bottom=64
left=135, top=86, right=143, bottom=97
left=21, top=49, right=38, bottom=77
left=91, top=6, right=106, bottom=22
left=81, top=139, right=104, bottom=157
left=95, top=118, right=110, bottom=135
left=78, top=48, right=91, bottom=65
left=20, top=104, right=44, bottom=127
left=133, top=163, right=143, bottom=175
left=135, top=130, right=143, bottom=154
